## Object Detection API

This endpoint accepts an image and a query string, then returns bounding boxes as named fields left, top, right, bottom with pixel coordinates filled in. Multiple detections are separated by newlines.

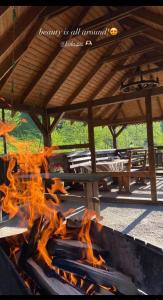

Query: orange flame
left=0, top=121, right=106, bottom=291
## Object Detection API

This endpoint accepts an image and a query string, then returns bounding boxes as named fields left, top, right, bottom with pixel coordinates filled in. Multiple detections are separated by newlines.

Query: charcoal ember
left=25, top=258, right=84, bottom=295
left=46, top=238, right=104, bottom=260
left=52, top=258, right=139, bottom=295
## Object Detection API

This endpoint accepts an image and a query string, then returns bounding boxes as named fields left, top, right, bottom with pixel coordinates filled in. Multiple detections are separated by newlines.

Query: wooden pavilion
left=0, top=6, right=163, bottom=205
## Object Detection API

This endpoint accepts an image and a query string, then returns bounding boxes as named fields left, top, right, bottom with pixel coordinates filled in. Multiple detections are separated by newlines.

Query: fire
left=0, top=120, right=106, bottom=293
left=78, top=209, right=105, bottom=267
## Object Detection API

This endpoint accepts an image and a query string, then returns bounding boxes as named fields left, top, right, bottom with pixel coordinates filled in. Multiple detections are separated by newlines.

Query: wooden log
left=46, top=238, right=104, bottom=260
left=52, top=258, right=139, bottom=295
left=26, top=258, right=83, bottom=295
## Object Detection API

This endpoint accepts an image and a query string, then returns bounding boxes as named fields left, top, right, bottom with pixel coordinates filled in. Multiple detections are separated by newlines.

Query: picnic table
left=18, top=172, right=113, bottom=219
left=72, top=159, right=128, bottom=173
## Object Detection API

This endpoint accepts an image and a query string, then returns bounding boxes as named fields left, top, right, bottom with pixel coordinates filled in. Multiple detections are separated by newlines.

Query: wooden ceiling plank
left=108, top=103, right=123, bottom=123
left=41, top=47, right=91, bottom=107
left=97, top=60, right=138, bottom=118
left=136, top=100, right=145, bottom=116
left=0, top=6, right=73, bottom=92
left=156, top=97, right=163, bottom=115
left=21, top=7, right=90, bottom=105
left=52, top=44, right=119, bottom=126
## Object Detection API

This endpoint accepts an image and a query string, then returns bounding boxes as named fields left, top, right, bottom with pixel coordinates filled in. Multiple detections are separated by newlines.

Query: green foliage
left=1, top=110, right=163, bottom=152
left=52, top=121, right=163, bottom=149
left=52, top=120, right=88, bottom=145
left=3, top=110, right=43, bottom=153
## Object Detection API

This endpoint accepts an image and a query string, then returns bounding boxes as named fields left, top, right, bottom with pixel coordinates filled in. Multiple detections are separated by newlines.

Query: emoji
left=110, top=27, right=118, bottom=36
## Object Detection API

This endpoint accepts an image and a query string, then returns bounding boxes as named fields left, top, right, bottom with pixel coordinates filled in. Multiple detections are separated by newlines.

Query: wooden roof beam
left=0, top=100, right=43, bottom=114
left=0, top=61, right=19, bottom=90
left=103, top=42, right=162, bottom=64
left=0, top=6, right=47, bottom=59
left=42, top=6, right=71, bottom=19
left=123, top=16, right=163, bottom=46
left=132, top=8, right=163, bottom=29
left=94, top=115, right=163, bottom=127
left=29, top=113, right=46, bottom=135
left=115, top=54, right=163, bottom=71
left=91, top=24, right=147, bottom=50
left=0, top=6, right=9, bottom=17
left=79, top=6, right=142, bottom=31
left=21, top=7, right=90, bottom=105
left=47, top=85, right=163, bottom=115
left=116, top=125, right=127, bottom=137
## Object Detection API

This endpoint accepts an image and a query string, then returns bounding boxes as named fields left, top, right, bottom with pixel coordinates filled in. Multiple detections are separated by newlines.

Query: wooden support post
left=145, top=95, right=157, bottom=203
left=109, top=125, right=126, bottom=149
left=113, top=134, right=117, bottom=149
left=42, top=113, right=52, bottom=147
left=2, top=109, right=7, bottom=154
left=88, top=106, right=96, bottom=173
left=109, top=126, right=117, bottom=149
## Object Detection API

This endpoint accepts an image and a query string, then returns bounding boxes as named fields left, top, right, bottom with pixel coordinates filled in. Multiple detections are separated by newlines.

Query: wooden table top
left=18, top=172, right=111, bottom=182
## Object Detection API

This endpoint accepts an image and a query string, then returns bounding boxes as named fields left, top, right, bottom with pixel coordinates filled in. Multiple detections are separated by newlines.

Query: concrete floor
left=59, top=176, right=163, bottom=248
left=60, top=199, right=163, bottom=249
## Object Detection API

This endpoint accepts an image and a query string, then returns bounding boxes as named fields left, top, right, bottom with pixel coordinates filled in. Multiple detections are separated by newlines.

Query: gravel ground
left=60, top=200, right=163, bottom=249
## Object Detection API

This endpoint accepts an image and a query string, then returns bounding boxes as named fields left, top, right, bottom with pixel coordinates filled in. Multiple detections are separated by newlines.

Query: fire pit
left=0, top=127, right=162, bottom=295
left=0, top=211, right=162, bottom=295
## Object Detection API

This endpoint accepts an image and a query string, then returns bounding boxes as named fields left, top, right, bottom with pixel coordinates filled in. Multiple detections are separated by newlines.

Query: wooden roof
left=0, top=6, right=163, bottom=126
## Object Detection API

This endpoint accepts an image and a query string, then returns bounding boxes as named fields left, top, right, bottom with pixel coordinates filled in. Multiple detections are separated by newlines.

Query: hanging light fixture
left=120, top=66, right=160, bottom=93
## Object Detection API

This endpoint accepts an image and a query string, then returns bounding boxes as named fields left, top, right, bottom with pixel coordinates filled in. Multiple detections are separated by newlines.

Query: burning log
left=52, top=258, right=139, bottom=295
left=46, top=238, right=104, bottom=260
left=25, top=258, right=84, bottom=295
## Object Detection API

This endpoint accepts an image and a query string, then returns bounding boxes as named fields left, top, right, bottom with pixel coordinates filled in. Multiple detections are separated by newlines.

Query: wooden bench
left=67, top=150, right=118, bottom=190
